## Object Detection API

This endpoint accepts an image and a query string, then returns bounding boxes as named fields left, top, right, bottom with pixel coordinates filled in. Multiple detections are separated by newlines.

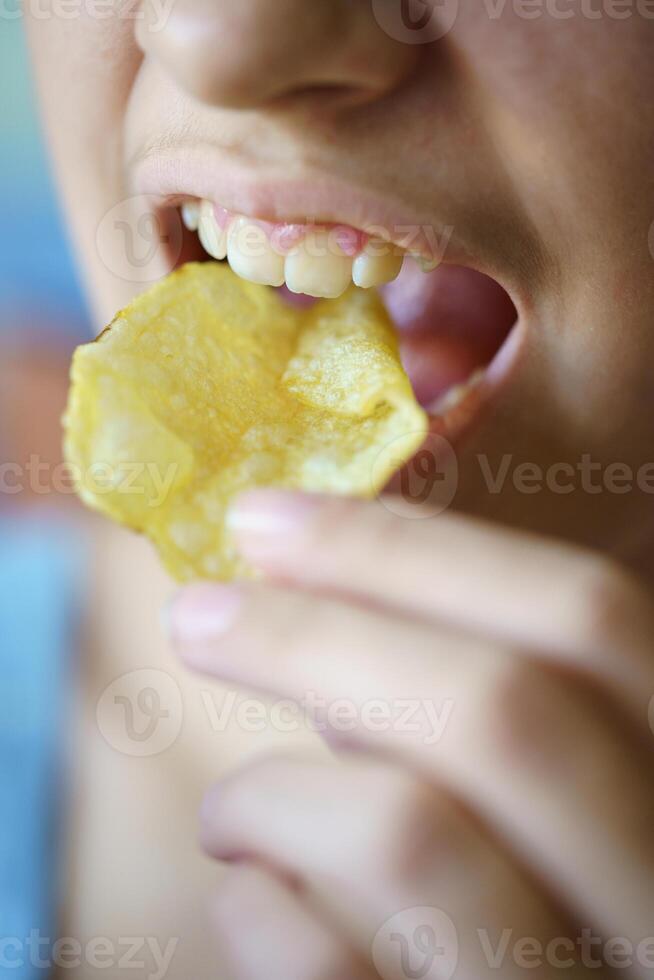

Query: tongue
left=382, top=262, right=516, bottom=407
left=276, top=285, right=317, bottom=309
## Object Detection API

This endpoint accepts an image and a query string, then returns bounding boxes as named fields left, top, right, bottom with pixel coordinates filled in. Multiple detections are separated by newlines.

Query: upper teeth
left=353, top=244, right=404, bottom=289
left=227, top=216, right=285, bottom=287
left=181, top=200, right=200, bottom=232
left=285, top=229, right=354, bottom=298
left=182, top=199, right=435, bottom=298
left=197, top=199, right=227, bottom=261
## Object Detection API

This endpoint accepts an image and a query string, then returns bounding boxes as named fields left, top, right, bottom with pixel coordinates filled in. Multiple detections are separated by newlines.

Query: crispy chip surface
left=64, top=263, right=427, bottom=580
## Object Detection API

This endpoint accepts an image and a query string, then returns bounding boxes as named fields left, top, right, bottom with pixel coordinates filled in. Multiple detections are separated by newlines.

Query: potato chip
left=64, top=262, right=427, bottom=581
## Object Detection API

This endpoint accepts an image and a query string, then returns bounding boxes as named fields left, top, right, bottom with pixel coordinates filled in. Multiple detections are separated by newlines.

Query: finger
left=170, top=580, right=654, bottom=973
left=202, top=757, right=602, bottom=980
left=210, top=863, right=374, bottom=980
left=227, top=490, right=654, bottom=715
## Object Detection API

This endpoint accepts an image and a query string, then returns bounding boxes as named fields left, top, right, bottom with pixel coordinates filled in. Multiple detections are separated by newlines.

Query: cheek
left=25, top=10, right=146, bottom=323
left=26, top=10, right=139, bottom=92
left=25, top=12, right=140, bottom=185
left=448, top=5, right=654, bottom=275
left=451, top=4, right=652, bottom=128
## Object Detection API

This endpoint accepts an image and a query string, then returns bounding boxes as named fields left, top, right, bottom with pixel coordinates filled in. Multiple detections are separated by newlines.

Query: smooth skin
left=171, top=490, right=654, bottom=978
left=26, top=2, right=654, bottom=977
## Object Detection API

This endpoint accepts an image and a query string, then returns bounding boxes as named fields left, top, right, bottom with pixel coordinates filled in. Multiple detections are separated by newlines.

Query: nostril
left=261, top=83, right=382, bottom=115
left=137, top=37, right=370, bottom=112
left=136, top=0, right=420, bottom=111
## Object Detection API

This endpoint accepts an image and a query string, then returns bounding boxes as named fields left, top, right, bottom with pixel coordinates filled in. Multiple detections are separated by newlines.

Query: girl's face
left=26, top=3, right=654, bottom=575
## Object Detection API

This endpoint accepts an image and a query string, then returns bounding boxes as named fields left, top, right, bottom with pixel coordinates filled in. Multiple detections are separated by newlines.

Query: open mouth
left=164, top=196, right=520, bottom=451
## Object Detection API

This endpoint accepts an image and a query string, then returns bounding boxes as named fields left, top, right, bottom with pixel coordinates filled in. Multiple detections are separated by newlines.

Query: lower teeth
left=429, top=368, right=485, bottom=415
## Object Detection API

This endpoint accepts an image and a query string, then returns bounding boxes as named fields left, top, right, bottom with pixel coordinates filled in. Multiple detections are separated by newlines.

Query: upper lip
left=129, top=141, right=540, bottom=334
left=131, top=142, right=502, bottom=276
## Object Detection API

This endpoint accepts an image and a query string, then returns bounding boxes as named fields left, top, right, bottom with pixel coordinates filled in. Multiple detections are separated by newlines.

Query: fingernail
left=226, top=490, right=324, bottom=537
left=167, top=583, right=242, bottom=645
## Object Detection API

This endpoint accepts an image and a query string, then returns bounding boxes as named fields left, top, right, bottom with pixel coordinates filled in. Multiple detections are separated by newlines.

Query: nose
left=136, top=0, right=420, bottom=109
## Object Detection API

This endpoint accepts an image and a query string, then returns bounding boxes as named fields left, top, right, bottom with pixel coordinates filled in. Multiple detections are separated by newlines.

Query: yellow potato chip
left=64, top=262, right=427, bottom=581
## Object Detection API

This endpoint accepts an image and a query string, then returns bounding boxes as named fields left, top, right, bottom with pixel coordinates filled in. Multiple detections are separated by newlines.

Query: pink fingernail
left=226, top=490, right=324, bottom=537
left=167, top=583, right=242, bottom=644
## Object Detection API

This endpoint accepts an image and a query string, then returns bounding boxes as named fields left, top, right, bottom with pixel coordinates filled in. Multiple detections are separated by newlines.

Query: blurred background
left=0, top=23, right=327, bottom=979
left=0, top=21, right=89, bottom=975
left=0, top=20, right=89, bottom=499
left=1, top=23, right=87, bottom=340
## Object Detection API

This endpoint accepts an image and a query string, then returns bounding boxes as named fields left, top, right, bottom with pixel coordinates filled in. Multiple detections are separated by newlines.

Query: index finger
left=227, top=490, right=654, bottom=711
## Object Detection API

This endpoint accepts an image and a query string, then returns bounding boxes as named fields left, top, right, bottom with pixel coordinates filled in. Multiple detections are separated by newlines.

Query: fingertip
left=166, top=582, right=243, bottom=646
left=226, top=488, right=326, bottom=540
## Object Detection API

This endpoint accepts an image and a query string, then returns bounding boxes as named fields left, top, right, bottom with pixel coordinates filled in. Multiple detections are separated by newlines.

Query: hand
left=168, top=490, right=654, bottom=980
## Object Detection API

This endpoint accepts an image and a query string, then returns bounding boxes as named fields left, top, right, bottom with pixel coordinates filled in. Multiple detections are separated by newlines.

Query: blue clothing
left=0, top=21, right=90, bottom=976
left=0, top=516, right=85, bottom=978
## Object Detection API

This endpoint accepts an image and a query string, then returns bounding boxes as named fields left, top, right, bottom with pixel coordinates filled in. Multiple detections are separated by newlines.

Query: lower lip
left=426, top=318, right=524, bottom=438
left=385, top=317, right=526, bottom=499
left=381, top=259, right=520, bottom=430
